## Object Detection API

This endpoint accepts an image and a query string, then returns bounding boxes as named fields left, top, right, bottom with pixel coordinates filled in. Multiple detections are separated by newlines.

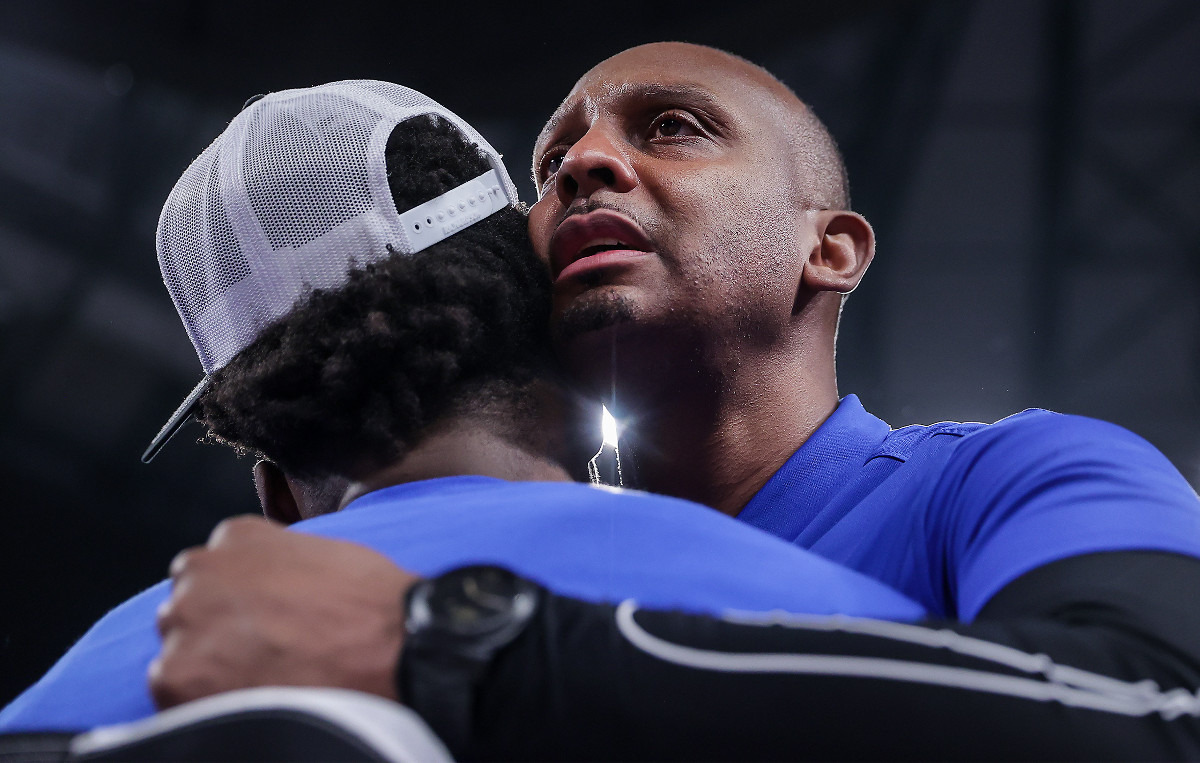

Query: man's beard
left=552, top=290, right=637, bottom=346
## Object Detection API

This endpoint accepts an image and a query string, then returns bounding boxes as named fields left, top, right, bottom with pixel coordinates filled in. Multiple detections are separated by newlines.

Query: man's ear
left=801, top=210, right=875, bottom=295
left=253, top=460, right=302, bottom=525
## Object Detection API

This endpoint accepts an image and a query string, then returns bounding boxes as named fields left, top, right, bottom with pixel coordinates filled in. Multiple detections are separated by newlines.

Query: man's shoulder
left=947, top=408, right=1174, bottom=473
left=0, top=580, right=170, bottom=731
left=858, top=406, right=1197, bottom=521
left=895, top=406, right=1200, bottom=532
left=871, top=407, right=1156, bottom=467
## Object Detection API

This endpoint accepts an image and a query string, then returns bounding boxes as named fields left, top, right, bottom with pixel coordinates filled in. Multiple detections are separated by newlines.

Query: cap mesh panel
left=245, top=94, right=374, bottom=251
left=159, top=143, right=250, bottom=325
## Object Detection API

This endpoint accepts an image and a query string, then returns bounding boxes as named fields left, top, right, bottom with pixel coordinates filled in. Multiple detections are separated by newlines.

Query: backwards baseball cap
left=142, top=80, right=519, bottom=463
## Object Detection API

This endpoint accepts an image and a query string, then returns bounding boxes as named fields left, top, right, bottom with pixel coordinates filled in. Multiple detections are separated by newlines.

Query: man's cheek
left=527, top=204, right=556, bottom=264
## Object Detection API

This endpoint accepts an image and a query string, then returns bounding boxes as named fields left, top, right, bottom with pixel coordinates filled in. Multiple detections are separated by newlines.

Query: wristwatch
left=399, top=565, right=541, bottom=752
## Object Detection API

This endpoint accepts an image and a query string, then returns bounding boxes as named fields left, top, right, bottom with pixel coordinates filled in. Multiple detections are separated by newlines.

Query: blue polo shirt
left=0, top=477, right=922, bottom=732
left=738, top=395, right=1200, bottom=620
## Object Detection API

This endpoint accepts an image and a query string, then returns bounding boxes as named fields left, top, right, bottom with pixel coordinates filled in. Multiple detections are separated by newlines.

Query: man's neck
left=339, top=421, right=573, bottom=510
left=629, top=365, right=837, bottom=517
left=592, top=323, right=840, bottom=517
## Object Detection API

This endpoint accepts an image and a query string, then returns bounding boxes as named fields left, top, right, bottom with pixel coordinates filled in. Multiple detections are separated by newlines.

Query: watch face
left=418, top=565, right=537, bottom=639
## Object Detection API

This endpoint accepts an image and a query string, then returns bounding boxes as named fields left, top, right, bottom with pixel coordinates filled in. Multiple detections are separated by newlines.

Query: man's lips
left=548, top=209, right=655, bottom=282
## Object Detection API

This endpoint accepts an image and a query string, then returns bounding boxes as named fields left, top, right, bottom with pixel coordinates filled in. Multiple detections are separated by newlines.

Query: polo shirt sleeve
left=933, top=411, right=1200, bottom=620
left=0, top=581, right=168, bottom=731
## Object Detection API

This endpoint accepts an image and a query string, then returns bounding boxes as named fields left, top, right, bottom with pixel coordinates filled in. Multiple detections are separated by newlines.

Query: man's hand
left=150, top=516, right=420, bottom=709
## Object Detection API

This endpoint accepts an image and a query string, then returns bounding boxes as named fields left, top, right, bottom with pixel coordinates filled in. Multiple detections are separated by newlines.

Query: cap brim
left=141, top=376, right=211, bottom=463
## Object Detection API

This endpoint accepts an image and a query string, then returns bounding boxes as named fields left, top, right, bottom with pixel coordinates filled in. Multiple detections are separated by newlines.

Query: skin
left=529, top=42, right=875, bottom=515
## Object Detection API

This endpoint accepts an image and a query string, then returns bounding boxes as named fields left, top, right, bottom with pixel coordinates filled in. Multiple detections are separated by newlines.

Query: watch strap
left=398, top=567, right=541, bottom=755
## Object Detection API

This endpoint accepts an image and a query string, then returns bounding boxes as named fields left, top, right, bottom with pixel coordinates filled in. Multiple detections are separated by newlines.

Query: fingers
left=149, top=634, right=227, bottom=709
left=149, top=516, right=424, bottom=709
left=146, top=655, right=173, bottom=708
left=147, top=649, right=186, bottom=708
left=155, top=517, right=270, bottom=700
left=168, top=515, right=272, bottom=580
left=207, top=514, right=279, bottom=547
left=168, top=548, right=194, bottom=580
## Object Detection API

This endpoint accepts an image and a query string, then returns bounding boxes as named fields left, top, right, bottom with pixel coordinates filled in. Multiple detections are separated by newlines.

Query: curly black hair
left=196, top=115, right=553, bottom=479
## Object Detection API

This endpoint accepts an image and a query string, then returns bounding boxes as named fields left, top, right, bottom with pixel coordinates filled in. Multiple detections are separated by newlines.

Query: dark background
left=1, top=0, right=1197, bottom=706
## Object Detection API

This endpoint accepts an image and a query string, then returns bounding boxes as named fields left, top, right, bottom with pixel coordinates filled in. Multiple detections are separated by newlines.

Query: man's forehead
left=537, top=43, right=800, bottom=147
left=585, top=42, right=766, bottom=86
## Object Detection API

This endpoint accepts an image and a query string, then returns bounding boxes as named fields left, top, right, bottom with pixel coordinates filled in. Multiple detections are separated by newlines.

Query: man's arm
left=462, top=551, right=1200, bottom=760
left=155, top=520, right=1200, bottom=760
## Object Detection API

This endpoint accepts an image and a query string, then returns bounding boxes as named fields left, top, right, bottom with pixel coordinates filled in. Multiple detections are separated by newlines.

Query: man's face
left=529, top=43, right=817, bottom=378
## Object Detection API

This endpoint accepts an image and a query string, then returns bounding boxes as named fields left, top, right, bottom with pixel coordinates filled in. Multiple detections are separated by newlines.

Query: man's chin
left=551, top=291, right=638, bottom=347
left=552, top=290, right=689, bottom=415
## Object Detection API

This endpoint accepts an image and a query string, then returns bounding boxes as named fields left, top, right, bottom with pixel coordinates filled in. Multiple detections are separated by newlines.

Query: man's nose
left=554, top=127, right=637, bottom=205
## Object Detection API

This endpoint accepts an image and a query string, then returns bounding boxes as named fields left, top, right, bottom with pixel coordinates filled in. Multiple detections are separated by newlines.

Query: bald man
left=129, top=44, right=1200, bottom=758
left=529, top=42, right=871, bottom=515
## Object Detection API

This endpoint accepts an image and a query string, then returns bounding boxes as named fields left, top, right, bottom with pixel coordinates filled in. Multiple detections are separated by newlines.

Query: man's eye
left=540, top=152, right=566, bottom=183
left=651, top=114, right=695, bottom=139
left=655, top=117, right=684, bottom=137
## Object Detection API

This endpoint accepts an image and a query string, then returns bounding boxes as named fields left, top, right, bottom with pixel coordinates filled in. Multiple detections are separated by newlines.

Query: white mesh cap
left=143, top=80, right=520, bottom=463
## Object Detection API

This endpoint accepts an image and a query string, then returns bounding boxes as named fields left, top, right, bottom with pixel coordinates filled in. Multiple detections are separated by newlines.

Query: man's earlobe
left=802, top=210, right=876, bottom=294
left=253, top=460, right=302, bottom=525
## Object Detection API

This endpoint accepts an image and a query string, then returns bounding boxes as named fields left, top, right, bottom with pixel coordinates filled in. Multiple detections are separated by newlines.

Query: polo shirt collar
left=736, top=394, right=891, bottom=538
